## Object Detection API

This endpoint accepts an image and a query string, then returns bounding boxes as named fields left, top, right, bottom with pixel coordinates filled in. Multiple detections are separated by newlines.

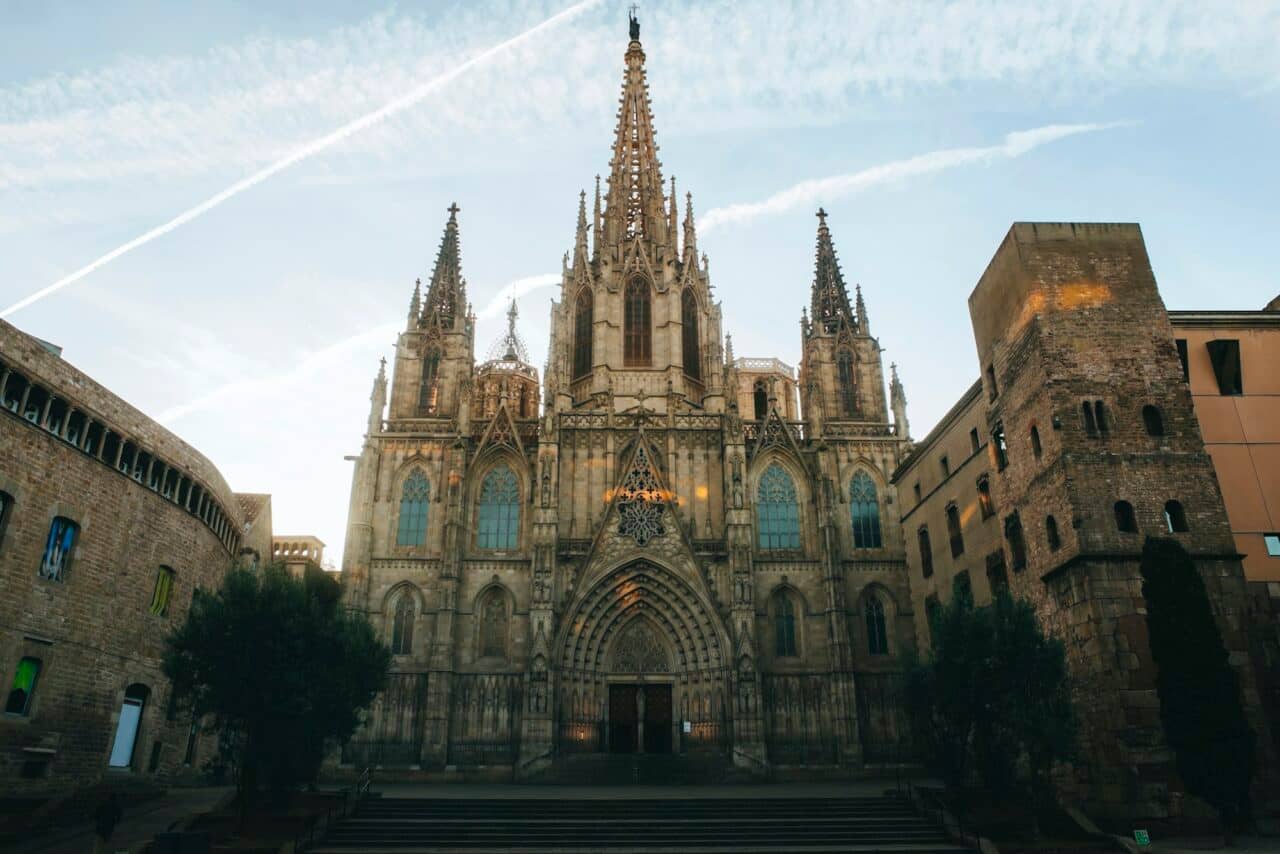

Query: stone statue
left=629, top=8, right=640, bottom=40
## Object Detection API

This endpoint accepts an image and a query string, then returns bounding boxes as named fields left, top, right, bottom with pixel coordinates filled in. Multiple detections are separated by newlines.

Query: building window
left=624, top=277, right=652, bottom=366
left=1030, top=424, right=1042, bottom=459
left=849, top=472, right=882, bottom=549
left=940, top=455, right=950, bottom=478
left=477, top=465, right=520, bottom=550
left=969, top=428, right=980, bottom=455
left=986, top=363, right=998, bottom=401
left=1175, top=338, right=1190, bottom=381
left=1265, top=534, right=1280, bottom=557
left=918, top=527, right=934, bottom=578
left=573, top=288, right=593, bottom=379
left=1114, top=500, right=1138, bottom=534
left=479, top=589, right=508, bottom=658
left=1005, top=513, right=1027, bottom=572
left=992, top=422, right=1008, bottom=470
left=837, top=349, right=857, bottom=416
left=1046, top=515, right=1061, bottom=551
left=108, top=684, right=150, bottom=768
left=757, top=464, right=801, bottom=551
left=985, top=551, right=1008, bottom=594
left=946, top=504, right=964, bottom=558
left=953, top=570, right=972, bottom=606
left=149, top=566, right=175, bottom=617
left=681, top=288, right=701, bottom=380
left=396, top=469, right=431, bottom=547
left=1207, top=339, right=1243, bottom=395
left=391, top=595, right=414, bottom=655
left=977, top=475, right=995, bottom=520
left=924, top=594, right=941, bottom=644
left=913, top=482, right=921, bottom=503
left=1164, top=500, right=1189, bottom=533
left=865, top=596, right=888, bottom=656
left=1082, top=400, right=1109, bottom=436
left=753, top=381, right=768, bottom=420
left=1094, top=400, right=1108, bottom=433
left=418, top=349, right=441, bottom=415
left=0, top=490, right=13, bottom=551
left=5, top=657, right=41, bottom=716
left=774, top=594, right=798, bottom=657
left=39, top=516, right=78, bottom=582
left=1142, top=405, right=1165, bottom=437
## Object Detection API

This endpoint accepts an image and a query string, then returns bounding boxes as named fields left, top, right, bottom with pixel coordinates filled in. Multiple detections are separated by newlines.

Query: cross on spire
left=447, top=202, right=460, bottom=217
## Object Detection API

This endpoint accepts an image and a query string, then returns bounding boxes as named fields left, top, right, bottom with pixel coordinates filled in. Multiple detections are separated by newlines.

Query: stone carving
left=611, top=621, right=669, bottom=673
left=617, top=444, right=666, bottom=546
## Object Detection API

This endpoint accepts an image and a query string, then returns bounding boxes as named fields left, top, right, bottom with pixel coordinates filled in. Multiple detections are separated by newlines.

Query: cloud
left=475, top=273, right=561, bottom=320
left=699, top=122, right=1132, bottom=232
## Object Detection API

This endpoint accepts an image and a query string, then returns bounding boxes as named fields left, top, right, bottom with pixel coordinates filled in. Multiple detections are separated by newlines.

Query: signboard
left=682, top=720, right=692, bottom=733
left=1134, top=830, right=1151, bottom=847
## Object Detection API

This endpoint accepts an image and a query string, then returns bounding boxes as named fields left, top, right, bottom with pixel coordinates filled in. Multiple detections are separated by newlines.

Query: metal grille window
left=477, top=465, right=520, bottom=550
left=849, top=472, right=882, bottom=548
left=681, top=288, right=700, bottom=380
left=396, top=469, right=431, bottom=546
left=624, top=277, right=651, bottom=366
left=573, top=289, right=593, bottom=379
left=756, top=464, right=800, bottom=551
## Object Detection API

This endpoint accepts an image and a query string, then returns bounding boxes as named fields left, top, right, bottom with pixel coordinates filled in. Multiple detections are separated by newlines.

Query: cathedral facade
left=339, top=19, right=915, bottom=776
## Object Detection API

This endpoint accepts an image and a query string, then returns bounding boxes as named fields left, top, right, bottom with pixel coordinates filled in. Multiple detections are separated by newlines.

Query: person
left=92, top=792, right=123, bottom=854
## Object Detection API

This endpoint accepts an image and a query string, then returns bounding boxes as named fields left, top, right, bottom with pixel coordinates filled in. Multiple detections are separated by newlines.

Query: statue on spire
left=629, top=5, right=640, bottom=40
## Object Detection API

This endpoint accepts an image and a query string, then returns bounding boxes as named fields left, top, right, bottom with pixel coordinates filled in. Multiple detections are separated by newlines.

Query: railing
left=733, top=357, right=796, bottom=377
left=293, top=767, right=371, bottom=853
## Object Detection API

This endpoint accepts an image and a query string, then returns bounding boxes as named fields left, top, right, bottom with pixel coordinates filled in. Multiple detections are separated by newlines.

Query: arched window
left=681, top=288, right=701, bottom=380
left=396, top=469, right=430, bottom=546
left=1143, top=405, right=1164, bottom=437
left=837, top=349, right=857, bottom=416
left=1030, top=424, right=1042, bottom=459
left=946, top=504, right=964, bottom=557
left=573, top=289, right=593, bottom=379
left=1005, top=512, right=1027, bottom=571
left=419, top=349, right=441, bottom=414
left=1114, top=500, right=1138, bottom=533
left=391, top=594, right=415, bottom=655
left=774, top=593, right=798, bottom=657
left=849, top=472, right=882, bottom=548
left=918, top=527, right=933, bottom=578
left=865, top=595, right=888, bottom=656
left=1046, top=515, right=1061, bottom=551
left=108, top=683, right=150, bottom=768
left=480, top=589, right=508, bottom=658
left=477, top=465, right=520, bottom=550
left=757, top=464, right=801, bottom=551
left=624, top=277, right=651, bottom=366
left=1165, top=500, right=1189, bottom=533
left=753, top=381, right=768, bottom=420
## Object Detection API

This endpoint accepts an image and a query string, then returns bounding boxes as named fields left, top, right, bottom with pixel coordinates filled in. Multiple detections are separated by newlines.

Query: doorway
left=607, top=683, right=672, bottom=754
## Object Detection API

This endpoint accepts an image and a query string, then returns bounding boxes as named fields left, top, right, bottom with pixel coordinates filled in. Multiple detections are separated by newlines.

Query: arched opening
left=753, top=381, right=768, bottom=420
left=624, top=277, right=651, bottom=366
left=756, top=463, right=801, bottom=551
left=392, top=594, right=415, bottom=655
left=1164, top=500, right=1189, bottom=533
left=773, top=592, right=799, bottom=657
left=396, top=468, right=431, bottom=546
left=108, top=683, right=150, bottom=768
left=1114, top=500, right=1138, bottom=533
left=681, top=288, right=701, bottom=380
left=479, top=588, right=509, bottom=659
left=419, top=349, right=441, bottom=415
left=1143, top=404, right=1165, bottom=437
left=865, top=594, right=888, bottom=656
left=477, top=464, right=520, bottom=550
left=573, top=288, right=593, bottom=379
left=849, top=472, right=882, bottom=548
left=837, top=349, right=856, bottom=416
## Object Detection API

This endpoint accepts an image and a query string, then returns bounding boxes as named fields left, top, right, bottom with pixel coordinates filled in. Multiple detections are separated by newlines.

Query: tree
left=1140, top=537, right=1254, bottom=834
left=164, top=564, right=390, bottom=810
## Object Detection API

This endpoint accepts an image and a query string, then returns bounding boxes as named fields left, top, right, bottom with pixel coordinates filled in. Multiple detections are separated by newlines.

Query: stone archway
left=555, top=559, right=731, bottom=756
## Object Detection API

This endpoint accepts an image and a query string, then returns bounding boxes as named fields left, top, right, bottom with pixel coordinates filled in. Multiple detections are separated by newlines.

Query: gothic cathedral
left=340, top=17, right=915, bottom=776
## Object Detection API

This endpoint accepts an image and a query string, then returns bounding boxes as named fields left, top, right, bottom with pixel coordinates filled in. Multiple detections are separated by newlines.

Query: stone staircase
left=310, top=794, right=971, bottom=853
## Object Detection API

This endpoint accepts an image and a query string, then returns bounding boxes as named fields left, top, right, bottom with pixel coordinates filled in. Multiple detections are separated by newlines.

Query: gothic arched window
left=419, top=349, right=441, bottom=414
left=757, top=463, right=801, bottom=551
left=624, top=277, right=652, bottom=366
left=396, top=469, right=430, bottom=546
left=865, top=595, right=888, bottom=656
left=477, top=464, right=520, bottom=550
left=480, top=588, right=508, bottom=658
left=391, top=594, right=415, bottom=655
left=681, top=288, right=701, bottom=380
left=753, top=381, right=768, bottom=420
left=837, top=349, right=856, bottom=416
left=573, top=288, right=593, bottom=379
left=774, top=593, right=798, bottom=657
left=849, top=472, right=882, bottom=548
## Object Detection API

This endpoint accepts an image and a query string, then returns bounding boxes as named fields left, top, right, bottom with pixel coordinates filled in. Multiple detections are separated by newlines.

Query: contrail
left=1, top=0, right=601, bottom=320
left=476, top=273, right=560, bottom=319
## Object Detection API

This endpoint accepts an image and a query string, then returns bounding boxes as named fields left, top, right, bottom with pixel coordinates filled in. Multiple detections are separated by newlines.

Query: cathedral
left=339, top=14, right=915, bottom=776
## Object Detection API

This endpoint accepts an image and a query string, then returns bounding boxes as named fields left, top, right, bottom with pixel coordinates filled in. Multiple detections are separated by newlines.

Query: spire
left=592, top=174, right=603, bottom=262
left=407, top=278, right=421, bottom=328
left=855, top=282, right=869, bottom=335
left=603, top=15, right=666, bottom=247
left=682, top=191, right=698, bottom=266
left=890, top=362, right=910, bottom=440
left=724, top=332, right=735, bottom=363
left=811, top=208, right=856, bottom=335
left=368, top=357, right=387, bottom=436
left=669, top=176, right=679, bottom=250
left=484, top=297, right=531, bottom=365
left=575, top=189, right=590, bottom=263
left=424, top=203, right=465, bottom=328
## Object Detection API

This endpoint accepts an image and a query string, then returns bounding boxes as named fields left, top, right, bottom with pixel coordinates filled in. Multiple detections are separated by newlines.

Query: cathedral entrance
left=607, top=683, right=672, bottom=754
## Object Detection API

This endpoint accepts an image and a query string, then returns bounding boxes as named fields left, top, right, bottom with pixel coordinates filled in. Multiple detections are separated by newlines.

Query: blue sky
left=2, top=0, right=1278, bottom=563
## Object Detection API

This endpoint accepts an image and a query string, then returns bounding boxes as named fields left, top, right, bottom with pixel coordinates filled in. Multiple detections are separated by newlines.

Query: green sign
left=1134, top=829, right=1151, bottom=846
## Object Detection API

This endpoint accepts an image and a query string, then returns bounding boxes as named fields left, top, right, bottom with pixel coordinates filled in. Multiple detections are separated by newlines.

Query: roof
left=235, top=493, right=271, bottom=525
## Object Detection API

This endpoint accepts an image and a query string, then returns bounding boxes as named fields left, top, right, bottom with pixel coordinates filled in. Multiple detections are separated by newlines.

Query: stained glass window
left=757, top=463, right=800, bottom=550
left=624, top=277, right=651, bottom=366
left=574, top=289, right=593, bottom=379
left=478, top=465, right=520, bottom=550
left=396, top=469, right=430, bottom=546
left=837, top=349, right=856, bottom=416
left=849, top=472, right=882, bottom=548
left=39, top=517, right=77, bottom=581
left=865, top=596, right=888, bottom=656
left=681, top=288, right=701, bottom=380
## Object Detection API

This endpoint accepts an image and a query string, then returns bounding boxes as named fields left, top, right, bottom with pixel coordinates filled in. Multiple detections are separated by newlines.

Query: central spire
left=810, top=208, right=857, bottom=335
left=422, top=203, right=466, bottom=329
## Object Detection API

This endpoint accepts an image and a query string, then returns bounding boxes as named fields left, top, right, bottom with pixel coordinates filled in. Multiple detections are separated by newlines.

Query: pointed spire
left=724, top=332, right=735, bottom=363
left=484, top=297, right=532, bottom=366
left=603, top=18, right=666, bottom=247
left=668, top=176, right=679, bottom=250
left=682, top=191, right=698, bottom=266
left=811, top=208, right=856, bottom=335
left=575, top=189, right=590, bottom=262
left=856, top=283, right=869, bottom=334
left=368, top=357, right=388, bottom=435
left=890, top=362, right=910, bottom=440
left=424, top=203, right=464, bottom=329
left=407, top=278, right=421, bottom=328
left=592, top=174, right=603, bottom=262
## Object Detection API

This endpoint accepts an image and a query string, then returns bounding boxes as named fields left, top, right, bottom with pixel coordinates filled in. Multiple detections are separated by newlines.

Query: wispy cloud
left=475, top=273, right=561, bottom=320
left=700, top=122, right=1132, bottom=232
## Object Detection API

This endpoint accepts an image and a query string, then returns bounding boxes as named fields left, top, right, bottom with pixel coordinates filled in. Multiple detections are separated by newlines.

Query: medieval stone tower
left=340, top=15, right=915, bottom=776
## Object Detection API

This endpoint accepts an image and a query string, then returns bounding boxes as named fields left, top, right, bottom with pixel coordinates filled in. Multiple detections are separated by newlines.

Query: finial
left=816, top=207, right=828, bottom=227
left=378, top=356, right=387, bottom=377
left=447, top=202, right=460, bottom=219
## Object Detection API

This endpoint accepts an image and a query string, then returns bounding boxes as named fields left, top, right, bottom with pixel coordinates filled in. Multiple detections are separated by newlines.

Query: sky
left=2, top=0, right=1278, bottom=565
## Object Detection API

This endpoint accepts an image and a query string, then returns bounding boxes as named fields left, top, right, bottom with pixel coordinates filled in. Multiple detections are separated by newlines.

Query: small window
left=940, top=455, right=950, bottom=478
left=1265, top=534, right=1280, bottom=557
left=986, top=363, right=998, bottom=401
left=1114, top=500, right=1138, bottom=534
left=1175, top=339, right=1190, bottom=382
left=969, top=428, right=980, bottom=455
left=953, top=571, right=972, bottom=606
left=39, top=517, right=78, bottom=581
left=1082, top=401, right=1098, bottom=436
left=865, top=596, right=888, bottom=656
left=946, top=504, right=964, bottom=558
left=924, top=595, right=941, bottom=644
left=149, top=566, right=175, bottom=617
left=774, top=594, right=798, bottom=657
left=1046, top=515, right=1061, bottom=551
left=985, top=551, right=1008, bottom=594
left=1030, top=424, right=1042, bottom=459
left=1207, top=339, right=1243, bottom=395
left=1142, top=405, right=1165, bottom=437
left=977, top=476, right=995, bottom=520
left=5, top=657, right=41, bottom=716
left=1164, top=500, right=1189, bottom=533
left=918, top=527, right=934, bottom=578
left=108, top=684, right=150, bottom=768
left=1005, top=513, right=1027, bottom=572
left=992, top=422, right=1008, bottom=470
left=753, top=381, right=768, bottom=421
left=913, top=482, right=921, bottom=503
left=0, top=490, right=13, bottom=550
left=1094, top=400, right=1108, bottom=433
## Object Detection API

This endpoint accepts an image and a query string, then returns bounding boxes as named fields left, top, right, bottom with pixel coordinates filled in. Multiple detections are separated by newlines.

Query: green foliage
left=164, top=563, right=390, bottom=807
left=906, top=590, right=1076, bottom=805
left=1140, top=537, right=1254, bottom=826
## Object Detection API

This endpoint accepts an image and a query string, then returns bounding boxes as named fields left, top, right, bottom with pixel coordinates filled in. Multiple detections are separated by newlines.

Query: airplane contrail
left=1, top=0, right=601, bottom=320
